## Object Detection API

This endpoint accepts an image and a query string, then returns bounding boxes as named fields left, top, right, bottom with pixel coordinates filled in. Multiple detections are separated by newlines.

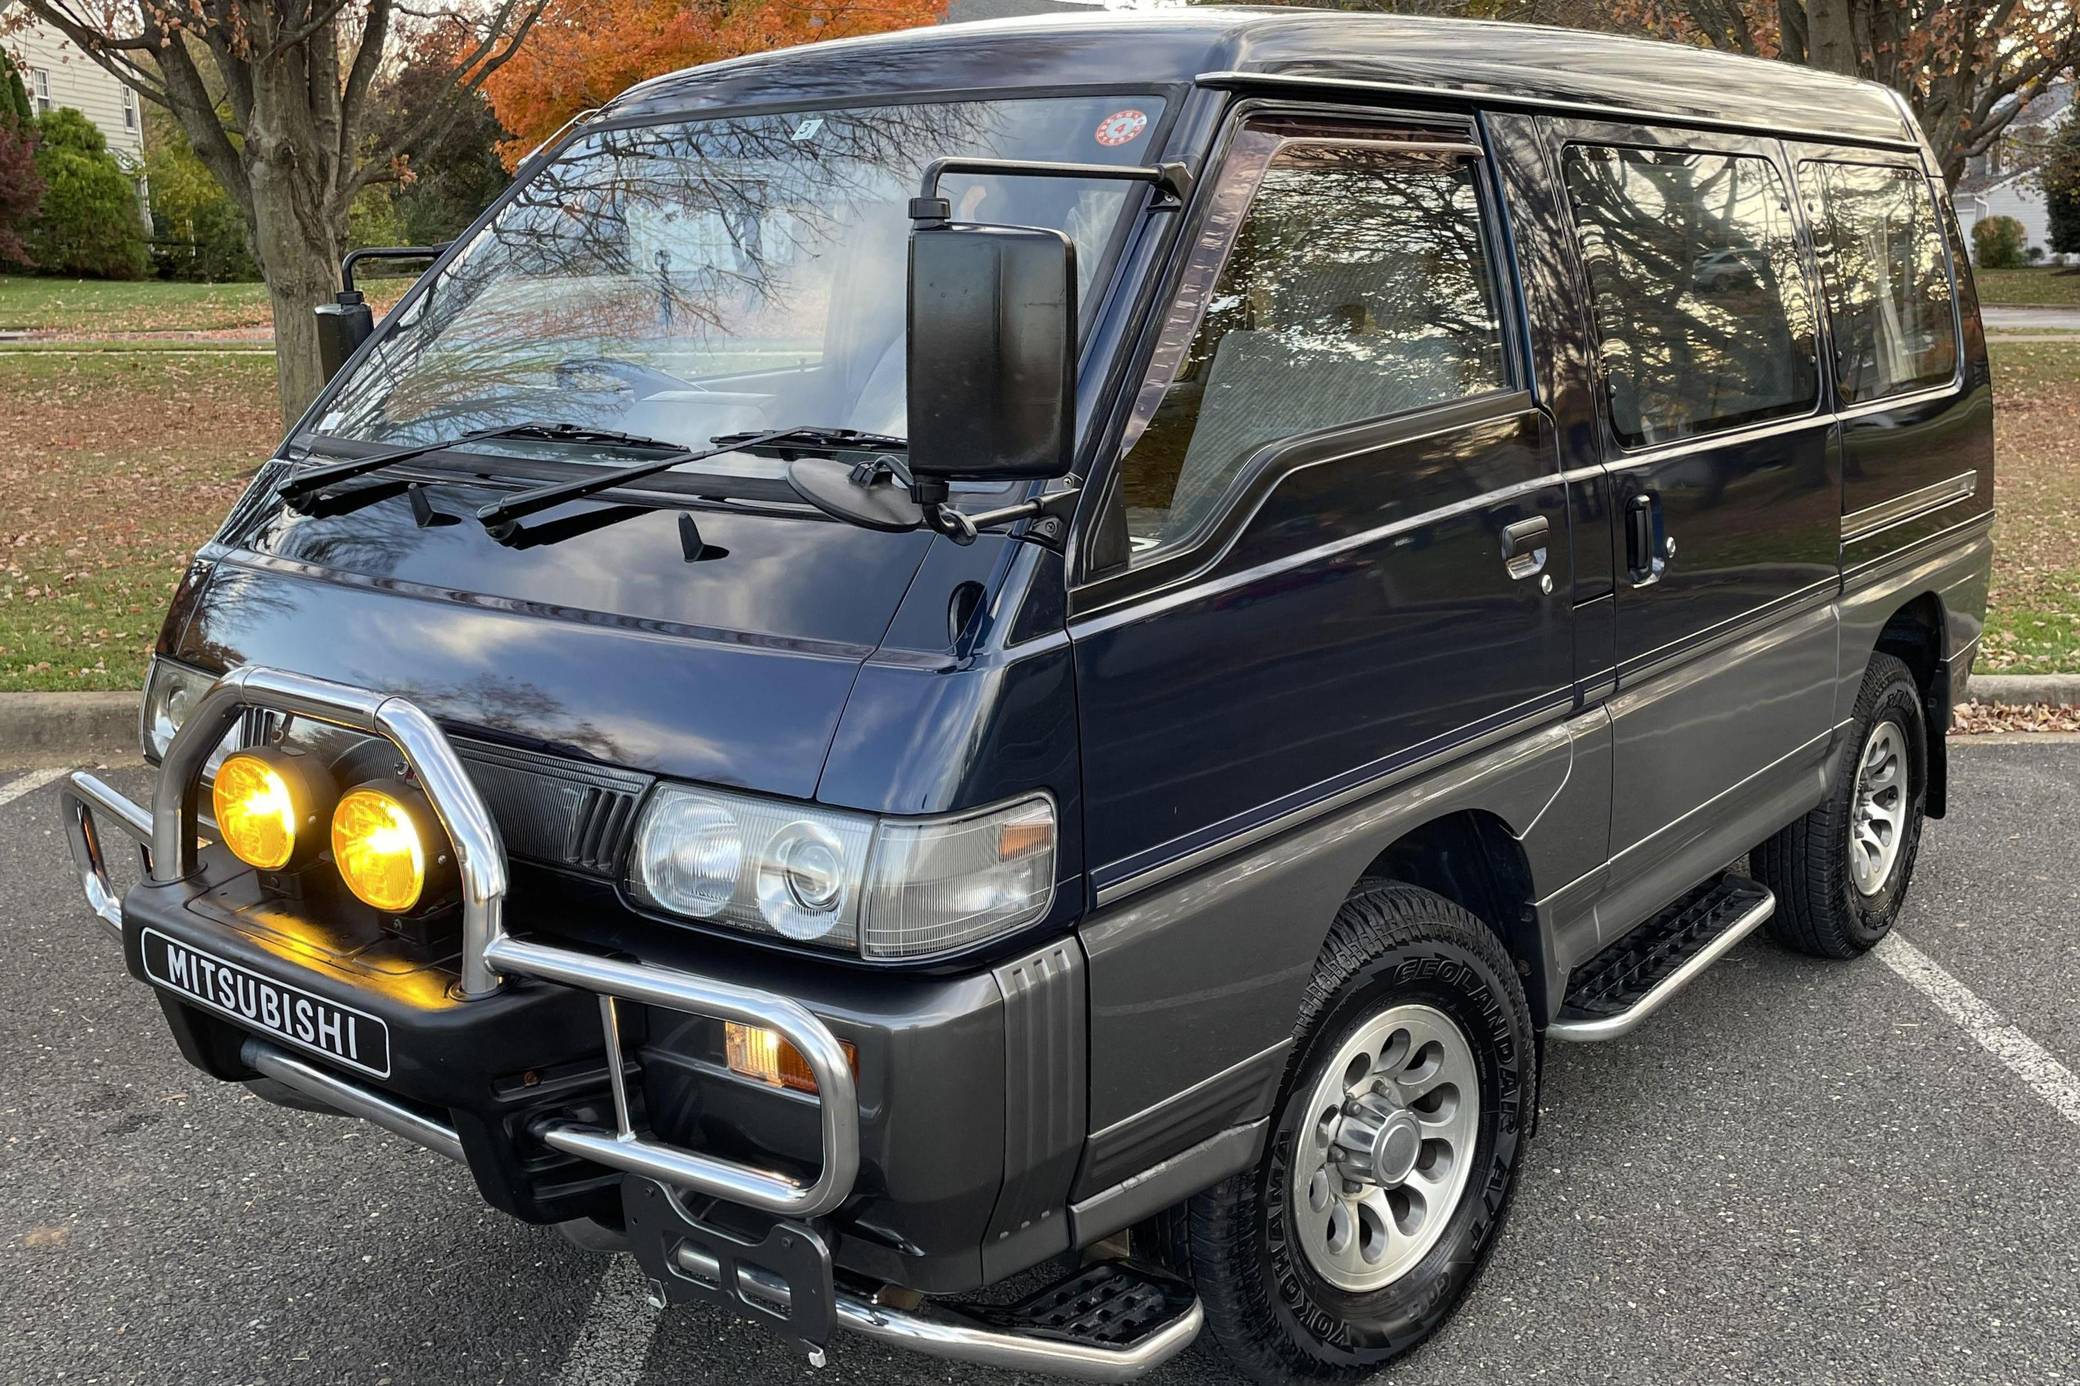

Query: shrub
left=27, top=108, right=148, bottom=278
left=1973, top=214, right=2028, bottom=270
left=145, top=113, right=257, bottom=281
left=0, top=49, right=39, bottom=264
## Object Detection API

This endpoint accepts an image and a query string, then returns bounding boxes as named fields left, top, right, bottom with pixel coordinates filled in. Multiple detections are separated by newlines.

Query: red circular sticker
left=1094, top=109, right=1149, bottom=148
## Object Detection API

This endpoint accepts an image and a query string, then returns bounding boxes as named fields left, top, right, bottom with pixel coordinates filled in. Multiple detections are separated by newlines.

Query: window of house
left=31, top=70, right=51, bottom=117
left=1110, top=120, right=1507, bottom=562
left=122, top=86, right=137, bottom=129
left=1561, top=143, right=1819, bottom=449
left=1798, top=161, right=1958, bottom=404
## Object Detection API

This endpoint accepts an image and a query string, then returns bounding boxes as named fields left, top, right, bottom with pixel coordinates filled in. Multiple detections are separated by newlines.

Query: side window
left=1562, top=144, right=1818, bottom=449
left=1798, top=161, right=1957, bottom=403
left=1111, top=120, right=1508, bottom=564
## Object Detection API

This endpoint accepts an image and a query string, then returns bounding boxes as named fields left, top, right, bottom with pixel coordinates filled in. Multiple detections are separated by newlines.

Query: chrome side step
left=694, top=1248, right=1205, bottom=1383
left=1547, top=875, right=1776, bottom=1043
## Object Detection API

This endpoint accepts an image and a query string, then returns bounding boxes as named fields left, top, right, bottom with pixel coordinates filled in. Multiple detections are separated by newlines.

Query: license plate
left=140, top=927, right=392, bottom=1079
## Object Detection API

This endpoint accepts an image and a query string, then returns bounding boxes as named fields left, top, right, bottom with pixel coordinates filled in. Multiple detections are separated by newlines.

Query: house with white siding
left=2, top=10, right=149, bottom=217
left=1955, top=80, right=2075, bottom=262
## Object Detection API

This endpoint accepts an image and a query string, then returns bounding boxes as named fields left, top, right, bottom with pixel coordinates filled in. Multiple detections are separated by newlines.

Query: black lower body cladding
left=118, top=851, right=1089, bottom=1295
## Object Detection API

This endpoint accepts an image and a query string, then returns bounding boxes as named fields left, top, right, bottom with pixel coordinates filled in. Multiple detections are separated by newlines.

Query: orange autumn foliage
left=480, top=0, right=949, bottom=165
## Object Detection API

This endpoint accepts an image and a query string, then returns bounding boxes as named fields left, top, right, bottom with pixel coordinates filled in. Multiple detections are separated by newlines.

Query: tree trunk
left=1802, top=0, right=1863, bottom=77
left=245, top=142, right=343, bottom=428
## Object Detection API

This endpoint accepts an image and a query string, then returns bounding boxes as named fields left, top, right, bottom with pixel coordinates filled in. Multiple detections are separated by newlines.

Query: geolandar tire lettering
left=1753, top=652, right=1928, bottom=959
left=140, top=928, right=392, bottom=1078
left=1175, top=882, right=1536, bottom=1383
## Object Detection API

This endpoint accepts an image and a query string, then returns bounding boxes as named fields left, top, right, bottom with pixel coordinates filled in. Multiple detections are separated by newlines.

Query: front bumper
left=58, top=666, right=1200, bottom=1381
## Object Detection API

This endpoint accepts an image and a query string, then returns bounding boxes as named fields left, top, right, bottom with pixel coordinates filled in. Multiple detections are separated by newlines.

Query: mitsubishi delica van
left=57, top=9, right=1992, bottom=1381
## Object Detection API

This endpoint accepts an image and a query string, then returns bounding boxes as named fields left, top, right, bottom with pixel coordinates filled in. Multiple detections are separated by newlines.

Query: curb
left=0, top=692, right=139, bottom=765
left=1966, top=673, right=2080, bottom=706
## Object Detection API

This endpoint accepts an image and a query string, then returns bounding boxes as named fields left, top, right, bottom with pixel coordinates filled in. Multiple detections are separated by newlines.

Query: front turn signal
left=213, top=749, right=333, bottom=871
left=724, top=1022, right=858, bottom=1095
left=331, top=780, right=441, bottom=913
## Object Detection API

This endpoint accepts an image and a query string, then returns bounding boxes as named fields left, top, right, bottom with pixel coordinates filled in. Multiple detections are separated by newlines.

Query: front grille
left=452, top=738, right=652, bottom=879
left=265, top=715, right=652, bottom=879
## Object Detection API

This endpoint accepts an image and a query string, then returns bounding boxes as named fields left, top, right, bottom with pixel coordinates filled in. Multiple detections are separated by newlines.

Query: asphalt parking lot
left=3, top=740, right=2077, bottom=1386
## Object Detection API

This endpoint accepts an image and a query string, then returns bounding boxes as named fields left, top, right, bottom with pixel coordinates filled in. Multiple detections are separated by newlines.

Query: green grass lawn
left=1974, top=267, right=2080, bottom=308
left=0, top=275, right=275, bottom=334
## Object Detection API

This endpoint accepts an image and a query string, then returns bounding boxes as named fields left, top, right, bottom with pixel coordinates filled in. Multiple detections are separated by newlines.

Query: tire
left=1177, top=882, right=1536, bottom=1384
left=1753, top=652, right=1928, bottom=958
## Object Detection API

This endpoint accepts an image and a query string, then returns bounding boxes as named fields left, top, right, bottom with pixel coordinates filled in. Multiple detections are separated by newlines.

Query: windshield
left=312, top=94, right=1166, bottom=476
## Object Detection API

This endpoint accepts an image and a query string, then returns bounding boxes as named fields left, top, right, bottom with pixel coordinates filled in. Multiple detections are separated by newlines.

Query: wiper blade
left=279, top=421, right=681, bottom=508
left=475, top=426, right=807, bottom=533
left=711, top=426, right=907, bottom=459
left=475, top=425, right=902, bottom=534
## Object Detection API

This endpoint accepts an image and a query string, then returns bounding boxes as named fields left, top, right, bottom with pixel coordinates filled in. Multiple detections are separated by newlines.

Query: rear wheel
left=1178, top=882, right=1535, bottom=1383
left=1753, top=653, right=1928, bottom=958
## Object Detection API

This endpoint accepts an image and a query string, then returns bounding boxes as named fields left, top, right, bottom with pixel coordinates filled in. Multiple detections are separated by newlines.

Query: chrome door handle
left=1501, top=515, right=1550, bottom=581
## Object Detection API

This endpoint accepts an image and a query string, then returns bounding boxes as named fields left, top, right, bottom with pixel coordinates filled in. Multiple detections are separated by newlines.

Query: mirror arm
left=925, top=487, right=1079, bottom=548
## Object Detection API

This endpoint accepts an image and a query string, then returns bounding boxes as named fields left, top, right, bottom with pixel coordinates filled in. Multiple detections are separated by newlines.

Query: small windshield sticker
left=1094, top=109, right=1149, bottom=148
left=791, top=116, right=825, bottom=142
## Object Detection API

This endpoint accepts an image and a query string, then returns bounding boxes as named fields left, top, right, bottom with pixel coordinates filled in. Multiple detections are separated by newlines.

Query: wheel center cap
left=1331, top=1090, right=1423, bottom=1188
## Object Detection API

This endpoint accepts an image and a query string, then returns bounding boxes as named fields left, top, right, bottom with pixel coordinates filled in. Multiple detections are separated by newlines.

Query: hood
left=175, top=478, right=938, bottom=799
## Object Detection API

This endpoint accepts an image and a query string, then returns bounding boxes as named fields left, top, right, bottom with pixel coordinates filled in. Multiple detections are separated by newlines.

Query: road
left=3, top=742, right=2077, bottom=1386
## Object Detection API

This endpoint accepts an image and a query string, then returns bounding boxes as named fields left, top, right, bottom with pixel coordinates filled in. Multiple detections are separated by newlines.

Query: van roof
left=605, top=8, right=1918, bottom=149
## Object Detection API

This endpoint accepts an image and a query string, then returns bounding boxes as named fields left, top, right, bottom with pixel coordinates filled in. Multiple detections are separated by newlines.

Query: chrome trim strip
left=1072, top=398, right=1564, bottom=629
left=1193, top=70, right=1919, bottom=150
left=241, top=1037, right=467, bottom=1162
left=61, top=771, right=152, bottom=933
left=1545, top=888, right=1776, bottom=1042
left=1086, top=1038, right=1293, bottom=1144
left=1842, top=471, right=1980, bottom=543
left=1092, top=691, right=1573, bottom=907
left=1598, top=407, right=1831, bottom=473
left=685, top=1251, right=1205, bottom=1383
left=1832, top=377, right=1964, bottom=424
left=1842, top=508, right=1993, bottom=583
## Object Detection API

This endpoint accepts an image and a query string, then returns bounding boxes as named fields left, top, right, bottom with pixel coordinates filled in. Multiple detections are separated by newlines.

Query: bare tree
left=8, top=0, right=547, bottom=423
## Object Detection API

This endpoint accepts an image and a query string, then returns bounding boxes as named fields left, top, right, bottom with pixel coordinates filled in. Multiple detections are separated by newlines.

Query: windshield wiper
left=474, top=425, right=905, bottom=534
left=279, top=422, right=682, bottom=509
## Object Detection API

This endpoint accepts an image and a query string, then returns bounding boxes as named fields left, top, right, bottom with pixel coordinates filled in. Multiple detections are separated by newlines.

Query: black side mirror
left=905, top=221, right=1076, bottom=483
left=313, top=243, right=450, bottom=382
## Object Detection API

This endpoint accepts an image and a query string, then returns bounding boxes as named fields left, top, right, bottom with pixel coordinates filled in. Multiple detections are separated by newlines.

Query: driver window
left=1110, top=119, right=1508, bottom=565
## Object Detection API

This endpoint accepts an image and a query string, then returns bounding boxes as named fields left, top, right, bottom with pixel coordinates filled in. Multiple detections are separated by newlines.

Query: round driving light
left=212, top=749, right=332, bottom=871
left=331, top=781, right=434, bottom=913
left=757, top=821, right=849, bottom=940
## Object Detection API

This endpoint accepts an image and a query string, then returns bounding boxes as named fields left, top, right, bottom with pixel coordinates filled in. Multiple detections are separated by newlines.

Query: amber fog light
left=212, top=749, right=333, bottom=871
left=331, top=779, right=446, bottom=913
left=724, top=1022, right=858, bottom=1095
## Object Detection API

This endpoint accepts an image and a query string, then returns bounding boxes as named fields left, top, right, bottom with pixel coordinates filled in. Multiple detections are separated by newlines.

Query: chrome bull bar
left=57, top=665, right=859, bottom=1221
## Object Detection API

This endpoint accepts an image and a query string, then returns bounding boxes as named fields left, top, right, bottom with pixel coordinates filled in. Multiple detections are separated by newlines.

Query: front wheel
left=1753, top=652, right=1928, bottom=958
left=1177, top=883, right=1536, bottom=1383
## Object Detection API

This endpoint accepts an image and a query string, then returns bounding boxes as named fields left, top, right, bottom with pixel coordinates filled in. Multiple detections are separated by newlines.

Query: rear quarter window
left=1797, top=161, right=1958, bottom=404
left=1562, top=144, right=1820, bottom=448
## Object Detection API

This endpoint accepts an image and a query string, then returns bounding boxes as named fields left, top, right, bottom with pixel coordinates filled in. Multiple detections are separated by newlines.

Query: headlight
left=632, top=786, right=873, bottom=947
left=331, top=780, right=442, bottom=913
left=141, top=658, right=230, bottom=766
left=211, top=748, right=334, bottom=871
left=629, top=785, right=1055, bottom=958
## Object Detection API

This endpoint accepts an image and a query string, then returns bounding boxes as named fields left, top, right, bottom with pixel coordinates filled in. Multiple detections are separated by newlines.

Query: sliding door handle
left=1626, top=492, right=1669, bottom=587
left=1501, top=515, right=1550, bottom=581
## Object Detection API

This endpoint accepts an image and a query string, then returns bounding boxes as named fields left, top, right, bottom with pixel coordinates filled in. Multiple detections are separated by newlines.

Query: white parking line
left=1877, top=931, right=2080, bottom=1126
left=0, top=767, right=68, bottom=810
left=557, top=1254, right=661, bottom=1386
